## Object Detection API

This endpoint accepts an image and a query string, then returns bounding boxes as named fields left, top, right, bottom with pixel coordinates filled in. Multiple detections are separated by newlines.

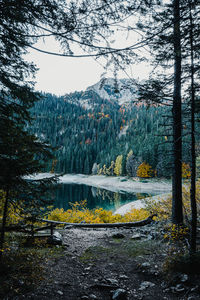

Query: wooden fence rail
left=1, top=214, right=156, bottom=239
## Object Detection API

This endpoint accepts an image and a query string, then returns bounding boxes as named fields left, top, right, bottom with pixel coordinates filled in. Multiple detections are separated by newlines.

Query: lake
left=50, top=183, right=157, bottom=211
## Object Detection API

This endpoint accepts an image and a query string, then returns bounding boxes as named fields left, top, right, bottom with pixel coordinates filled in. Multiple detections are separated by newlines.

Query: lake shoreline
left=59, top=174, right=172, bottom=194
left=27, top=173, right=171, bottom=194
left=27, top=173, right=172, bottom=213
left=114, top=193, right=171, bottom=215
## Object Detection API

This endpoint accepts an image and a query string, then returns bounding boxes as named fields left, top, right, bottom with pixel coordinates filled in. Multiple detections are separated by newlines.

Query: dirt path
left=16, top=225, right=200, bottom=300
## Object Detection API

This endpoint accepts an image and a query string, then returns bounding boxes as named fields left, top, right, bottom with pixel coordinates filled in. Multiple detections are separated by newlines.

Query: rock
left=57, top=290, right=63, bottom=295
left=180, top=274, right=188, bottom=283
left=119, top=274, right=129, bottom=279
left=191, top=286, right=199, bottom=292
left=141, top=262, right=151, bottom=268
left=175, top=284, right=185, bottom=292
left=53, top=231, right=62, bottom=239
left=48, top=231, right=62, bottom=245
left=161, top=282, right=167, bottom=288
left=147, top=234, right=153, bottom=240
left=170, top=286, right=176, bottom=293
left=112, top=233, right=125, bottom=239
left=112, top=288, right=127, bottom=300
left=89, top=294, right=97, bottom=299
left=64, top=225, right=73, bottom=229
left=139, top=281, right=155, bottom=291
left=107, top=278, right=119, bottom=285
left=131, top=234, right=142, bottom=240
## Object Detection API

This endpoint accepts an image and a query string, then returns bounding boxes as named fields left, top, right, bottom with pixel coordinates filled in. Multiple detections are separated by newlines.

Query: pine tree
left=0, top=112, right=57, bottom=255
left=126, top=150, right=140, bottom=177
left=136, top=0, right=188, bottom=224
left=171, top=0, right=183, bottom=224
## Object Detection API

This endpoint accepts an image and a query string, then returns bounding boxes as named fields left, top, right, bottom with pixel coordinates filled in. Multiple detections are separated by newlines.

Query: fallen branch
left=0, top=215, right=157, bottom=235
left=39, top=214, right=157, bottom=228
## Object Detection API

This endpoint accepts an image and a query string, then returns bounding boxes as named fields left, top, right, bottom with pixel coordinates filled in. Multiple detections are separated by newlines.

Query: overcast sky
left=26, top=38, right=152, bottom=96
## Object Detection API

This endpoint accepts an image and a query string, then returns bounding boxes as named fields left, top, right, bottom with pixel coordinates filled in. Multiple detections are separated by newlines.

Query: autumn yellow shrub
left=47, top=200, right=149, bottom=224
left=182, top=162, right=191, bottom=179
left=0, top=191, right=23, bottom=225
left=114, top=155, right=123, bottom=176
left=143, top=181, right=200, bottom=221
left=163, top=224, right=189, bottom=241
left=0, top=190, right=53, bottom=226
left=137, top=162, right=155, bottom=178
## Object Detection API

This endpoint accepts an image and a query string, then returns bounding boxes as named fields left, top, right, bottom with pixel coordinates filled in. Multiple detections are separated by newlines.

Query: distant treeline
left=29, top=92, right=194, bottom=178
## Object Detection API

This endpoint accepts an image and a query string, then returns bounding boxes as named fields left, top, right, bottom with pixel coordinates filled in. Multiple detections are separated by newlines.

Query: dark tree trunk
left=0, top=186, right=9, bottom=260
left=172, top=0, right=183, bottom=224
left=189, top=2, right=197, bottom=255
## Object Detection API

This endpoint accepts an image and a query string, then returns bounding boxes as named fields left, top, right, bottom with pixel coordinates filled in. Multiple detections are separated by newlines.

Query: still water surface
left=51, top=183, right=157, bottom=211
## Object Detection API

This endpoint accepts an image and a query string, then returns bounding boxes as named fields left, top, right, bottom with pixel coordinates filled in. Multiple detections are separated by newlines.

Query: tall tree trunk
left=172, top=0, right=183, bottom=224
left=0, top=186, right=9, bottom=260
left=189, top=2, right=197, bottom=255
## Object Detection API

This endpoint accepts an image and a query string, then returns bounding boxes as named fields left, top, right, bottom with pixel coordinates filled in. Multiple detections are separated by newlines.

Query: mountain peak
left=86, top=77, right=138, bottom=106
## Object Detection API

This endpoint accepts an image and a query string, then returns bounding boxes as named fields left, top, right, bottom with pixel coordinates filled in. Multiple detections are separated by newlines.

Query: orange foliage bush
left=137, top=162, right=155, bottom=178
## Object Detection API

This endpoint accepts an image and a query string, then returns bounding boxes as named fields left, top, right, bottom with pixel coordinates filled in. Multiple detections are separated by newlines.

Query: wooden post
left=50, top=223, right=54, bottom=236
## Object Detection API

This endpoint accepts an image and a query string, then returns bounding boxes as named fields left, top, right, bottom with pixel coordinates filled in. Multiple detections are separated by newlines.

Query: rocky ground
left=14, top=222, right=200, bottom=300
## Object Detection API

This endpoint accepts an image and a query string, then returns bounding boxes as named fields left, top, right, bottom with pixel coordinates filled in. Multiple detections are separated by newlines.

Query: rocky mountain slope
left=30, top=78, right=176, bottom=176
left=63, top=78, right=139, bottom=110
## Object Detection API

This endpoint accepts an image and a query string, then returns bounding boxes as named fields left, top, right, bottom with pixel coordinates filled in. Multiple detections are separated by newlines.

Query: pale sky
left=26, top=38, right=151, bottom=96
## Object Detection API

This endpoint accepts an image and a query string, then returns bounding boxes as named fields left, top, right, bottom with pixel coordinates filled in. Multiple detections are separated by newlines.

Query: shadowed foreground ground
left=15, top=224, right=200, bottom=300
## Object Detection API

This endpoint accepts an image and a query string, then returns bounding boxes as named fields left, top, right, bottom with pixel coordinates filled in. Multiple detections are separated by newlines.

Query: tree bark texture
left=0, top=186, right=9, bottom=260
left=189, top=2, right=197, bottom=254
left=172, top=0, right=183, bottom=224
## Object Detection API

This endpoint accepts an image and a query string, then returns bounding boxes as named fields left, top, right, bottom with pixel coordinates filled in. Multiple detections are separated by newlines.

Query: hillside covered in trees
left=30, top=78, right=193, bottom=178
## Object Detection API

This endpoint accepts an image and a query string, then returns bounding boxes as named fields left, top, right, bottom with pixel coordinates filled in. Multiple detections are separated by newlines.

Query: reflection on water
left=50, top=183, right=154, bottom=211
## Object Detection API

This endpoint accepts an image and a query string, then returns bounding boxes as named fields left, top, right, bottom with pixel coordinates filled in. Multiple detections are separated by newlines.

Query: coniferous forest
left=1, top=1, right=200, bottom=297
left=30, top=78, right=195, bottom=178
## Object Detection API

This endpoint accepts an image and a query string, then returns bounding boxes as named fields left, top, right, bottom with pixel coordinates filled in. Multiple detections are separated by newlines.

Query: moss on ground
left=80, top=239, right=162, bottom=263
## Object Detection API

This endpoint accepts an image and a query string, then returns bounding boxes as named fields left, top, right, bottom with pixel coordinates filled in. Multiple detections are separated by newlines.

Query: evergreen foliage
left=135, top=0, right=200, bottom=227
left=30, top=85, right=196, bottom=178
left=0, top=0, right=64, bottom=253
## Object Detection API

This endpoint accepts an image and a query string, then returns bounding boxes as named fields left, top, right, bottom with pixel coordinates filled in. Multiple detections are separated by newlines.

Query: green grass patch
left=80, top=246, right=110, bottom=262
left=80, top=240, right=162, bottom=263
